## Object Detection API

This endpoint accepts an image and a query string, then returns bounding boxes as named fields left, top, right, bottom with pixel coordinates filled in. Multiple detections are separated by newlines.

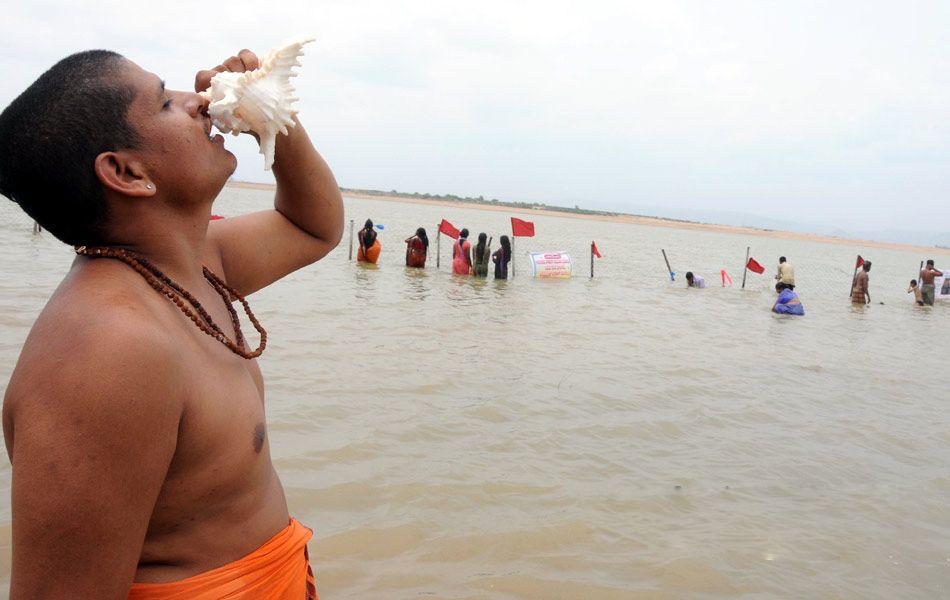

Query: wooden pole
left=661, top=249, right=673, bottom=281
left=436, top=228, right=441, bottom=269
left=348, top=219, right=354, bottom=260
left=590, top=242, right=594, bottom=278
left=741, top=246, right=750, bottom=289
left=512, top=237, right=516, bottom=278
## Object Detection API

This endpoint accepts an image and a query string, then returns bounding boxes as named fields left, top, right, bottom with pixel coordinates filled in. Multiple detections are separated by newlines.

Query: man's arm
left=5, top=315, right=182, bottom=599
left=199, top=51, right=344, bottom=297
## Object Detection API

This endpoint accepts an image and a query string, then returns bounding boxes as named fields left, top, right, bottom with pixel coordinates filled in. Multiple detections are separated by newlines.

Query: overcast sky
left=2, top=0, right=948, bottom=232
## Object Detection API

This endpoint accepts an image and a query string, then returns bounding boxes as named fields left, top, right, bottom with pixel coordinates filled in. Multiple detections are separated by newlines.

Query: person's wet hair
left=364, top=219, right=373, bottom=230
left=685, top=271, right=694, bottom=281
left=910, top=279, right=918, bottom=286
left=863, top=261, right=872, bottom=271
left=416, top=227, right=428, bottom=249
left=459, top=228, right=469, bottom=239
left=779, top=256, right=786, bottom=263
left=776, top=282, right=785, bottom=292
left=475, top=232, right=487, bottom=259
left=500, top=235, right=511, bottom=262
left=0, top=50, right=139, bottom=246
left=927, top=259, right=935, bottom=266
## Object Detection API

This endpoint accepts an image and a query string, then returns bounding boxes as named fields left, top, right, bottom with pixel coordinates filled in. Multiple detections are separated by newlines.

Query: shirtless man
left=919, top=259, right=943, bottom=306
left=851, top=261, right=872, bottom=304
left=0, top=47, right=342, bottom=598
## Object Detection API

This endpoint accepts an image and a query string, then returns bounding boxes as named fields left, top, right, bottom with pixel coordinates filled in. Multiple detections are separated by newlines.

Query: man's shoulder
left=6, top=262, right=183, bottom=416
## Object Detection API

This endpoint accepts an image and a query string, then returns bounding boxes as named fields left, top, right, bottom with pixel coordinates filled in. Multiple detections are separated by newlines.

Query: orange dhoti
left=128, top=519, right=316, bottom=600
left=357, top=240, right=381, bottom=264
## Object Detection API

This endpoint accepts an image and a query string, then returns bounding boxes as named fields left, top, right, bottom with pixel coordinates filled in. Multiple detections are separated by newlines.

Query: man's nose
left=182, top=92, right=210, bottom=118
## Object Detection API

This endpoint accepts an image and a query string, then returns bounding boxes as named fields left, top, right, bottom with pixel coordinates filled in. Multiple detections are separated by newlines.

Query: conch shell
left=199, top=38, right=314, bottom=170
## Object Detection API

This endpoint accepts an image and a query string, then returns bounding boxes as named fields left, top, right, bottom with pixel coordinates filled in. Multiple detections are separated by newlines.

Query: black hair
left=779, top=256, right=786, bottom=263
left=459, top=228, right=469, bottom=239
left=685, top=271, right=694, bottom=280
left=0, top=50, right=139, bottom=246
left=364, top=219, right=373, bottom=230
left=475, top=232, right=487, bottom=259
left=500, top=235, right=511, bottom=262
left=910, top=279, right=918, bottom=286
left=927, top=259, right=935, bottom=266
left=416, top=227, right=428, bottom=250
left=863, top=261, right=872, bottom=271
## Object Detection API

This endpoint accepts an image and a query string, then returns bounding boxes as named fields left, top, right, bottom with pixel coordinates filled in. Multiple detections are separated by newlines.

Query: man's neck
left=107, top=203, right=212, bottom=286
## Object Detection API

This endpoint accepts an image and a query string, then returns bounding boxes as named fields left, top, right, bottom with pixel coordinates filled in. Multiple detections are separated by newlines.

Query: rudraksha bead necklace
left=75, top=245, right=266, bottom=359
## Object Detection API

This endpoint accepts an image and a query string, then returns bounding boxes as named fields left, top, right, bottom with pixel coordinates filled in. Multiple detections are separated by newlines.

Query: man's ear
left=94, top=151, right=156, bottom=198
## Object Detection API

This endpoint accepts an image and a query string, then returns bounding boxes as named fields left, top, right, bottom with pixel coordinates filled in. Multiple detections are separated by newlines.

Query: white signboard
left=529, top=251, right=573, bottom=279
left=937, top=274, right=950, bottom=300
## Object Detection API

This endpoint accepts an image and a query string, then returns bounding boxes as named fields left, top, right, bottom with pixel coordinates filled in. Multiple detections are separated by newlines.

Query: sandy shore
left=227, top=181, right=950, bottom=255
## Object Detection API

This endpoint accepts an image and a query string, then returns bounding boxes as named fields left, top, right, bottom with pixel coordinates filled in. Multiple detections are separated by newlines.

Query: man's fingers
left=194, top=69, right=218, bottom=93
left=238, top=49, right=260, bottom=71
left=222, top=55, right=245, bottom=72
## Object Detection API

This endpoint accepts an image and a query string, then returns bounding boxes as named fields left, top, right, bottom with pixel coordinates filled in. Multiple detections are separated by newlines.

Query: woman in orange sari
left=405, top=227, right=428, bottom=268
left=452, top=228, right=472, bottom=275
left=357, top=219, right=381, bottom=264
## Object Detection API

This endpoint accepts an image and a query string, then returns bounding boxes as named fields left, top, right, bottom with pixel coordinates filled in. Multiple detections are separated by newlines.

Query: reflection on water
left=0, top=189, right=948, bottom=598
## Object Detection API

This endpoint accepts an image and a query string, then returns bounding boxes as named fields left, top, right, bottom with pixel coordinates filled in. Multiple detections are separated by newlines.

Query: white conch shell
left=199, top=38, right=314, bottom=170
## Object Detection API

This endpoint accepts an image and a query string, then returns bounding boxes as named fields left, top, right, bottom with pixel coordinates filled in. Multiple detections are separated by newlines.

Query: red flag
left=438, top=219, right=460, bottom=239
left=592, top=241, right=602, bottom=258
left=511, top=217, right=535, bottom=237
left=209, top=214, right=225, bottom=220
left=746, top=257, right=765, bottom=274
left=855, top=255, right=864, bottom=268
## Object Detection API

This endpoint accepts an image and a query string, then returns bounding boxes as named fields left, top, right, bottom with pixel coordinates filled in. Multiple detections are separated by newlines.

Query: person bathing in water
left=473, top=232, right=491, bottom=277
left=919, top=259, right=943, bottom=306
left=908, top=279, right=924, bottom=306
left=358, top=218, right=381, bottom=264
left=452, top=228, right=472, bottom=275
left=773, top=282, right=805, bottom=315
left=0, top=47, right=343, bottom=598
left=685, top=271, right=706, bottom=288
left=405, top=227, right=428, bottom=268
left=493, top=235, right=512, bottom=280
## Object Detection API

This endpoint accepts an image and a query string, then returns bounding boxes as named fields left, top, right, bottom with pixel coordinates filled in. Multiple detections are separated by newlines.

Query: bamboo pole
left=348, top=219, right=354, bottom=260
left=741, top=246, right=750, bottom=289
left=436, top=228, right=441, bottom=269
left=512, top=237, right=516, bottom=278
left=590, top=242, right=594, bottom=278
left=849, top=255, right=860, bottom=297
left=661, top=249, right=673, bottom=281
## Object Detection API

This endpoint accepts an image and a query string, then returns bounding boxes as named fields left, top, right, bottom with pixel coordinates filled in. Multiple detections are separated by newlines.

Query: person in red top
left=404, top=227, right=428, bottom=268
left=452, top=228, right=472, bottom=275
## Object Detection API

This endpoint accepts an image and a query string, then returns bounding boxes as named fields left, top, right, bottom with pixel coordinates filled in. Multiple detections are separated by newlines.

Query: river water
left=1, top=187, right=948, bottom=598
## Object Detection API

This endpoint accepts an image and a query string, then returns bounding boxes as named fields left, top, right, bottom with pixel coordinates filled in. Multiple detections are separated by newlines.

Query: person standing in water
left=493, top=235, right=512, bottom=279
left=357, top=219, right=380, bottom=264
left=472, top=232, right=491, bottom=277
left=908, top=279, right=924, bottom=306
left=851, top=261, right=872, bottom=304
left=774, top=256, right=795, bottom=290
left=452, top=228, right=472, bottom=275
left=404, top=227, right=428, bottom=268
left=919, top=259, right=943, bottom=306
left=0, top=47, right=342, bottom=598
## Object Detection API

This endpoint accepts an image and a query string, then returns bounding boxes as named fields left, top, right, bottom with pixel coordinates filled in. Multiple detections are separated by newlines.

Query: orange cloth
left=128, top=519, right=316, bottom=600
left=357, top=239, right=381, bottom=264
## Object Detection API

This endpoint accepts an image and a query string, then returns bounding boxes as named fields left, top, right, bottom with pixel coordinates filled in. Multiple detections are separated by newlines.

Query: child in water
left=907, top=279, right=924, bottom=306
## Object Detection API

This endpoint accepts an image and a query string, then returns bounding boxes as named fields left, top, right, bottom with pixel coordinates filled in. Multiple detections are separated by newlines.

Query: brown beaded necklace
left=75, top=245, right=266, bottom=359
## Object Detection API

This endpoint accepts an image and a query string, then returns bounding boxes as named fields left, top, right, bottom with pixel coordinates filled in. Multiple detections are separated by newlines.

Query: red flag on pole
left=511, top=217, right=535, bottom=237
left=438, top=219, right=460, bottom=239
left=592, top=241, right=602, bottom=258
left=746, top=257, right=766, bottom=274
left=855, top=255, right=865, bottom=268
